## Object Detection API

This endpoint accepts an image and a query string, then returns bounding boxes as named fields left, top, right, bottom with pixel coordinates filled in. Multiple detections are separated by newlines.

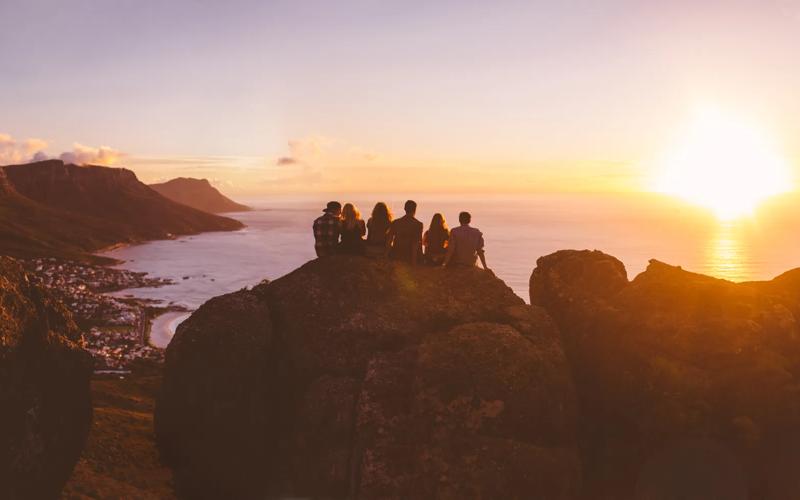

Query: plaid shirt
left=313, top=212, right=342, bottom=256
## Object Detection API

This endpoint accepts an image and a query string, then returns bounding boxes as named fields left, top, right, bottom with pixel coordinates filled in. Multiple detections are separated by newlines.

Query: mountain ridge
left=0, top=160, right=243, bottom=262
left=149, top=177, right=250, bottom=213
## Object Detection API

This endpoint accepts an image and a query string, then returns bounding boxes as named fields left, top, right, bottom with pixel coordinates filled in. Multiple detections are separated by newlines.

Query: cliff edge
left=0, top=257, right=93, bottom=499
left=531, top=250, right=800, bottom=499
left=155, top=256, right=580, bottom=499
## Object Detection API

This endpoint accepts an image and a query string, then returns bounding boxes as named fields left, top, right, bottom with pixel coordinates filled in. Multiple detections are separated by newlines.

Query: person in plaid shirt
left=313, top=201, right=343, bottom=257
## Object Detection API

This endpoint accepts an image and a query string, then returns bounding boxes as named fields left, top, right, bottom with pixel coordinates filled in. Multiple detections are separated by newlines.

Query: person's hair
left=459, top=211, right=471, bottom=224
left=342, top=203, right=362, bottom=228
left=428, top=213, right=449, bottom=235
left=371, top=202, right=393, bottom=224
left=404, top=199, right=417, bottom=214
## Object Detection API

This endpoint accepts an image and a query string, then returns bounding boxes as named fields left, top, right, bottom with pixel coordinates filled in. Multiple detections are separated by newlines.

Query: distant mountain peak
left=0, top=160, right=243, bottom=261
left=149, top=177, right=250, bottom=214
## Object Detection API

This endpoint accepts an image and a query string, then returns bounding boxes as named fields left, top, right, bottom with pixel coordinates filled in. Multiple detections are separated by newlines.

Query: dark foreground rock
left=0, top=257, right=93, bottom=499
left=156, top=256, right=580, bottom=499
left=531, top=250, right=800, bottom=500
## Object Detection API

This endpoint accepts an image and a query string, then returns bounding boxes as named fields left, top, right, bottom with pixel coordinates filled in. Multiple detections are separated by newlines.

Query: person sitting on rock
left=423, top=213, right=449, bottom=265
left=339, top=203, right=366, bottom=255
left=443, top=211, right=492, bottom=274
left=386, top=200, right=423, bottom=265
left=313, top=201, right=342, bottom=257
left=366, top=202, right=393, bottom=258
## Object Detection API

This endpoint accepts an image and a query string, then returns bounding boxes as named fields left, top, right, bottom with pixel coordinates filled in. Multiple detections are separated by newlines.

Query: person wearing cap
left=313, top=201, right=343, bottom=257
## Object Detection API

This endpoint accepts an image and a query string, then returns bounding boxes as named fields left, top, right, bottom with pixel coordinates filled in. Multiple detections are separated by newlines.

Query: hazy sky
left=2, top=0, right=799, bottom=195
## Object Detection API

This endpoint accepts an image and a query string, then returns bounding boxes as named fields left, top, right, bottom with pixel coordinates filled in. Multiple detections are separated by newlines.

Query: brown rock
left=0, top=256, right=93, bottom=499
left=156, top=256, right=580, bottom=498
left=531, top=250, right=800, bottom=499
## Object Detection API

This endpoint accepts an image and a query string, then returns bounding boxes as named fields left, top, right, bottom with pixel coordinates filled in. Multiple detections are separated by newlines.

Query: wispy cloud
left=276, top=156, right=298, bottom=166
left=60, top=143, right=124, bottom=166
left=0, top=133, right=48, bottom=165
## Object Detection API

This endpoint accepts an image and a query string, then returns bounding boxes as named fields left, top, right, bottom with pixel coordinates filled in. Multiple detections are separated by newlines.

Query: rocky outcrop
left=0, top=257, right=93, bottom=499
left=149, top=177, right=250, bottom=213
left=0, top=160, right=243, bottom=261
left=156, top=256, right=580, bottom=499
left=531, top=250, right=800, bottom=500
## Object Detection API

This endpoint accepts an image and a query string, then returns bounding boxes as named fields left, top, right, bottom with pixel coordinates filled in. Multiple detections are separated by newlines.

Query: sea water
left=102, top=193, right=800, bottom=347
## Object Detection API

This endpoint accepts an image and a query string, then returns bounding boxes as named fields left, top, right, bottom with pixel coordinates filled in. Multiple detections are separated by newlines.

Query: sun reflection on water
left=705, top=222, right=750, bottom=282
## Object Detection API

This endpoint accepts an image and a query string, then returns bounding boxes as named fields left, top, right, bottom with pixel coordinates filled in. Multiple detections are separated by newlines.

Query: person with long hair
left=339, top=203, right=366, bottom=255
left=366, top=201, right=393, bottom=257
left=423, top=213, right=449, bottom=265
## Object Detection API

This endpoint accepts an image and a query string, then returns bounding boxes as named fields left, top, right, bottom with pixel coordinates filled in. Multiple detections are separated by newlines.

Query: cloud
left=274, top=135, right=335, bottom=167
left=209, top=177, right=234, bottom=188
left=31, top=151, right=49, bottom=162
left=267, top=135, right=380, bottom=189
left=59, top=143, right=124, bottom=166
left=276, top=156, right=298, bottom=166
left=0, top=133, right=49, bottom=165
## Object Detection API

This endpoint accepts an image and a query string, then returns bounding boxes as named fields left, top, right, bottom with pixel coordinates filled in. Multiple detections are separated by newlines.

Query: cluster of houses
left=26, top=258, right=172, bottom=371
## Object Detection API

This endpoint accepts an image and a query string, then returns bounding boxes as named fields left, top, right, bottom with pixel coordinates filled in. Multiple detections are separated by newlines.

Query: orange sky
left=2, top=1, right=799, bottom=196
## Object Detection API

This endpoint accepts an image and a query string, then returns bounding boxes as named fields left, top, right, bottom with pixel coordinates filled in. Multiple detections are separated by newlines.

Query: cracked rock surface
left=156, top=255, right=580, bottom=499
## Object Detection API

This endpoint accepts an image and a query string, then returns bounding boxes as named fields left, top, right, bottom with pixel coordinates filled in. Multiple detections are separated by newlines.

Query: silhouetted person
left=387, top=200, right=423, bottom=265
left=423, top=213, right=449, bottom=265
left=366, top=202, right=393, bottom=258
left=443, top=211, right=491, bottom=273
left=312, top=201, right=342, bottom=257
left=339, top=203, right=366, bottom=255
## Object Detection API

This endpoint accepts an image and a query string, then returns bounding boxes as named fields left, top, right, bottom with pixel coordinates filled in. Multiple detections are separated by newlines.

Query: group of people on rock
left=312, top=199, right=491, bottom=272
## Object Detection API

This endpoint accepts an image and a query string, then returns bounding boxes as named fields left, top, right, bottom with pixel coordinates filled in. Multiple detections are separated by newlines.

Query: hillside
left=149, top=177, right=250, bottom=213
left=0, top=160, right=243, bottom=261
left=0, top=256, right=93, bottom=498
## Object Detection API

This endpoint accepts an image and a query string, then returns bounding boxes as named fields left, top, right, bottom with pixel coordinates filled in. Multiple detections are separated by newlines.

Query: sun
left=651, top=108, right=793, bottom=220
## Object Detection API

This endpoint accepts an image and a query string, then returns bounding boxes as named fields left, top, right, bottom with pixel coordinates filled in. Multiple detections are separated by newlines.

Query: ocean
left=102, top=193, right=800, bottom=347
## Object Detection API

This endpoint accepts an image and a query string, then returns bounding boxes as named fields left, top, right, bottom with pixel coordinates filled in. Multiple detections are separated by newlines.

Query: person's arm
left=359, top=219, right=366, bottom=237
left=442, top=235, right=455, bottom=267
left=384, top=223, right=394, bottom=257
left=478, top=250, right=490, bottom=271
left=476, top=232, right=492, bottom=274
left=411, top=223, right=422, bottom=266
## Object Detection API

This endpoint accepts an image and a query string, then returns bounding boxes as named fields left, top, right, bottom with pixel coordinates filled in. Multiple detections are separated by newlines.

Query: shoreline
left=149, top=310, right=192, bottom=348
left=24, top=257, right=172, bottom=371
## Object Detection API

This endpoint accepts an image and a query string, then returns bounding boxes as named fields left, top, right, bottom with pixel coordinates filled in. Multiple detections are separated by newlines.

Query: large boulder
left=0, top=257, right=93, bottom=499
left=156, top=256, right=580, bottom=498
left=531, top=250, right=800, bottom=500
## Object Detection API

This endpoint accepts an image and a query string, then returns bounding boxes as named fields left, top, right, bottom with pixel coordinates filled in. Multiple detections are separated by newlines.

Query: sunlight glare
left=652, top=109, right=792, bottom=220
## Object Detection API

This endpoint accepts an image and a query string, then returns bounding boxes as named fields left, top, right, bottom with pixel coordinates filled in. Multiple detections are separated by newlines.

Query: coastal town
left=24, top=258, right=177, bottom=371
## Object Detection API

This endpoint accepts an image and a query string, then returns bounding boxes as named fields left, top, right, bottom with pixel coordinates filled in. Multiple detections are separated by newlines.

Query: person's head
left=404, top=199, right=417, bottom=216
left=459, top=211, right=472, bottom=225
left=429, top=213, right=448, bottom=233
left=324, top=201, right=342, bottom=216
left=342, top=203, right=361, bottom=225
left=371, top=202, right=393, bottom=223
